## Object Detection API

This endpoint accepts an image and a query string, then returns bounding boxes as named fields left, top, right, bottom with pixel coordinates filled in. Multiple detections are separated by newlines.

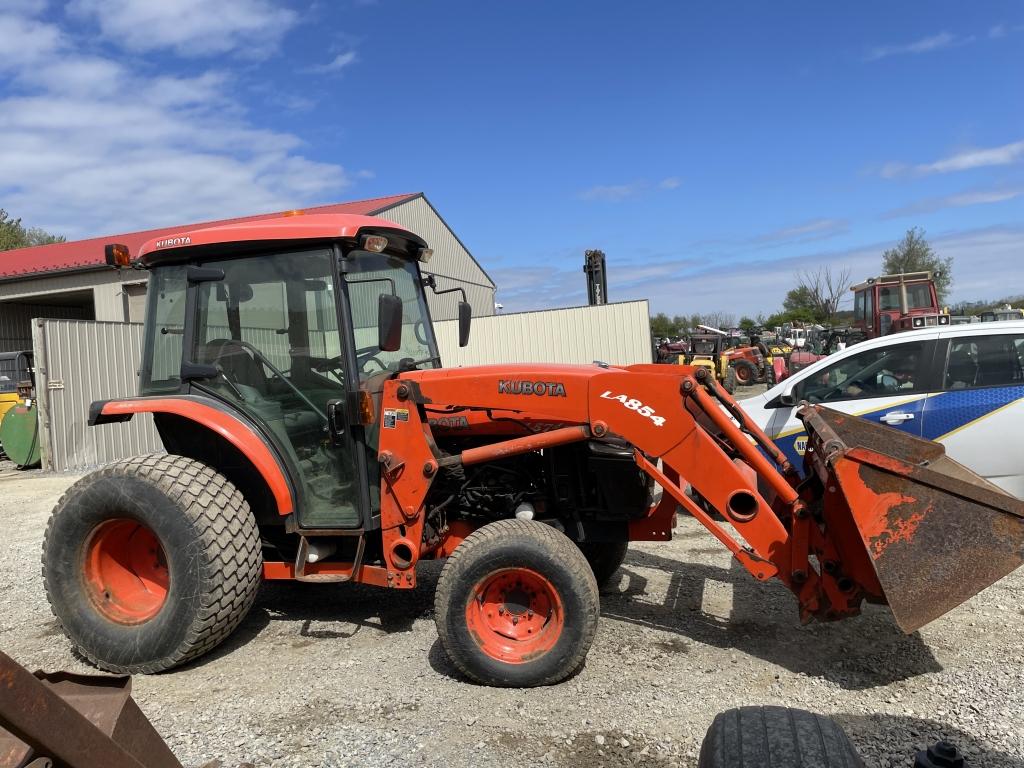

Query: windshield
left=879, top=283, right=933, bottom=311
left=345, top=250, right=438, bottom=382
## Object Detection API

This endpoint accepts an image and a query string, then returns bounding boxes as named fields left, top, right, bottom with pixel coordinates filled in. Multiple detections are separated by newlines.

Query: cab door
left=764, top=336, right=937, bottom=469
left=191, top=248, right=365, bottom=529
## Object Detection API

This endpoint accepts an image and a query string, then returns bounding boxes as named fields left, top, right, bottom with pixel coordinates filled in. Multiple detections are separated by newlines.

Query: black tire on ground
left=731, top=359, right=759, bottom=386
left=42, top=453, right=263, bottom=674
left=577, top=540, right=629, bottom=587
left=698, top=706, right=865, bottom=768
left=723, top=366, right=737, bottom=394
left=434, top=519, right=599, bottom=687
left=766, top=362, right=777, bottom=387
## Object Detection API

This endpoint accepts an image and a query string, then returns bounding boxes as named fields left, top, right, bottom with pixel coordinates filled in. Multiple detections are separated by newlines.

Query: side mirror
left=378, top=293, right=403, bottom=352
left=779, top=380, right=798, bottom=407
left=458, top=300, right=472, bottom=347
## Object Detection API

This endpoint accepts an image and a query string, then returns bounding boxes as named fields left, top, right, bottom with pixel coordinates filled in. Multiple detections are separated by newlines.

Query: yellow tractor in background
left=0, top=351, right=32, bottom=426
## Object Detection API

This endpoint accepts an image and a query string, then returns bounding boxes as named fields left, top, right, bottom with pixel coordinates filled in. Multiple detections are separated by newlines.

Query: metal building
left=0, top=193, right=496, bottom=352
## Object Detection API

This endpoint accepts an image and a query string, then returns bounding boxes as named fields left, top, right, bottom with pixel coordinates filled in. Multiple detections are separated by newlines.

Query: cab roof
left=136, top=213, right=426, bottom=263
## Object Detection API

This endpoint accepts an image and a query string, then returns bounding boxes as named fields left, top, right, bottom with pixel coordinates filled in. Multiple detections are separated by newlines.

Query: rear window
left=944, top=334, right=1024, bottom=389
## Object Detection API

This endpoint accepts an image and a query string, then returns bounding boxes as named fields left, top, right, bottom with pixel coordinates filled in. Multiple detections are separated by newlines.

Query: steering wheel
left=313, top=347, right=388, bottom=375
left=224, top=341, right=327, bottom=422
left=414, top=320, right=429, bottom=345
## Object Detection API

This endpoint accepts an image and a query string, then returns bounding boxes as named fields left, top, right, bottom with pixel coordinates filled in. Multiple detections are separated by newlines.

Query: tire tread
left=42, top=453, right=262, bottom=673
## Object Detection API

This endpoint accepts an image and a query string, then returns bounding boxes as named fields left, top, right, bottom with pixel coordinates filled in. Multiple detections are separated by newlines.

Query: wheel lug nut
left=512, top=616, right=519, bottom=626
left=527, top=609, right=534, bottom=618
left=498, top=606, right=504, bottom=615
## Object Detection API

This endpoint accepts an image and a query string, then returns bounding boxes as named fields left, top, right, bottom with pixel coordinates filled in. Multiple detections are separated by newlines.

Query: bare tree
left=795, top=265, right=852, bottom=323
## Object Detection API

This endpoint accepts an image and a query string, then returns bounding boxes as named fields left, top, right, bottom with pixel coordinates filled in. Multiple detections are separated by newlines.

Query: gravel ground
left=2, top=465, right=1022, bottom=768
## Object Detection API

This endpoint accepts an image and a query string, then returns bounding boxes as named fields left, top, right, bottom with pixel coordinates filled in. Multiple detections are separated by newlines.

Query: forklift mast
left=583, top=249, right=607, bottom=306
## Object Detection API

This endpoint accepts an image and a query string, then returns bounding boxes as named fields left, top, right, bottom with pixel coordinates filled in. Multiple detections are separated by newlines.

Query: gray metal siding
left=376, top=197, right=496, bottom=320
left=434, top=300, right=653, bottom=367
left=33, top=319, right=162, bottom=472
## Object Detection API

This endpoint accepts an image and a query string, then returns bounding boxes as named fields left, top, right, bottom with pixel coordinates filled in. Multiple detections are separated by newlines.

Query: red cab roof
left=0, top=193, right=419, bottom=280
left=138, top=213, right=423, bottom=260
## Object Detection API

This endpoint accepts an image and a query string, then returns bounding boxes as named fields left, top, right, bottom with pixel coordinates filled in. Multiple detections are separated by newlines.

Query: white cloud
left=989, top=23, right=1007, bottom=39
left=878, top=138, right=1024, bottom=178
left=578, top=182, right=645, bottom=202
left=883, top=187, right=1022, bottom=219
left=578, top=177, right=681, bottom=202
left=67, top=0, right=297, bottom=57
left=753, top=218, right=849, bottom=244
left=307, top=51, right=358, bottom=74
left=0, top=11, right=353, bottom=238
left=917, top=140, right=1024, bottom=174
left=865, top=32, right=965, bottom=61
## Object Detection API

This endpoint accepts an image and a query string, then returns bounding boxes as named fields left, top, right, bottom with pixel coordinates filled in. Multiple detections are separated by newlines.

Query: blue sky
left=1, top=1, right=1022, bottom=316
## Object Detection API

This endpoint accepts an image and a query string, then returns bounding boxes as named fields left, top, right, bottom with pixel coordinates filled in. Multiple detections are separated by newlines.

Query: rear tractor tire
left=577, top=540, right=629, bottom=588
left=434, top=519, right=599, bottom=687
left=42, top=453, right=263, bottom=673
left=698, top=706, right=865, bottom=768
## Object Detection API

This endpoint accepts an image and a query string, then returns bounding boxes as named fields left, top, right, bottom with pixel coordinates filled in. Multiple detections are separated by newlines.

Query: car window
left=944, top=333, right=1024, bottom=389
left=796, top=341, right=926, bottom=403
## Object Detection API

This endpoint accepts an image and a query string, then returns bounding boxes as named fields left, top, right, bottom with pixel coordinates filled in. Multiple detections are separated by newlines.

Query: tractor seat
left=202, top=339, right=270, bottom=397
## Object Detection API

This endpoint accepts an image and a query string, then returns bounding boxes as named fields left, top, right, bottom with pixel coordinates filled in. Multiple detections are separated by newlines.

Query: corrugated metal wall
left=435, top=300, right=653, bottom=367
left=33, top=319, right=161, bottom=472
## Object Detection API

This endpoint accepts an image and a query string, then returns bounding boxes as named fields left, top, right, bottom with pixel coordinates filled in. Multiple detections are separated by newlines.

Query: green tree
left=0, top=209, right=65, bottom=251
left=782, top=285, right=820, bottom=319
left=881, top=227, right=952, bottom=303
left=738, top=316, right=756, bottom=331
left=650, top=312, right=679, bottom=338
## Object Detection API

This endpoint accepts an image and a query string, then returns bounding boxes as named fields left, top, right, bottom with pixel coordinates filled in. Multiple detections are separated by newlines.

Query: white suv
left=741, top=320, right=1024, bottom=497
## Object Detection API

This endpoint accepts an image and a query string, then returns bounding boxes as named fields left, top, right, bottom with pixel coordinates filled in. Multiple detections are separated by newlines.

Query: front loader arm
left=378, top=363, right=1024, bottom=632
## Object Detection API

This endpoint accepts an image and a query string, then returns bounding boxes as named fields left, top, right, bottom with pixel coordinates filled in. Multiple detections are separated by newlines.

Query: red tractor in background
left=771, top=272, right=947, bottom=385
left=850, top=271, right=949, bottom=339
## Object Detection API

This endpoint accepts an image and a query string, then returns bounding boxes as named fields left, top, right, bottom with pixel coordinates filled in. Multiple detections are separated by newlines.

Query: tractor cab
left=123, top=215, right=469, bottom=532
left=850, top=271, right=949, bottom=339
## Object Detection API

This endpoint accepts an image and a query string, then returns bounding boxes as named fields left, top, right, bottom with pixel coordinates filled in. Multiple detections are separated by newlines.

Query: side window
left=945, top=334, right=1024, bottom=390
left=854, top=290, right=865, bottom=321
left=796, top=341, right=926, bottom=403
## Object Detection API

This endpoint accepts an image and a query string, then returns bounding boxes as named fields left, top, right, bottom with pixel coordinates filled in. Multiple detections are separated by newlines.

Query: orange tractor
left=43, top=214, right=1024, bottom=687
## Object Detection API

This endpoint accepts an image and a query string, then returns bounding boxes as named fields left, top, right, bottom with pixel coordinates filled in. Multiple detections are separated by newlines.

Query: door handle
left=880, top=412, right=915, bottom=425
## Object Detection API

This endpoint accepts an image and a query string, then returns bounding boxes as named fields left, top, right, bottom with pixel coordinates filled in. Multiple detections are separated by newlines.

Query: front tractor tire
left=434, top=519, right=599, bottom=687
left=42, top=454, right=262, bottom=674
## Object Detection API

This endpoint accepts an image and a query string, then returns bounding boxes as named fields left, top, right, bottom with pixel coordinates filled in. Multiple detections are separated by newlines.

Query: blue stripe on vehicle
left=919, top=385, right=1024, bottom=440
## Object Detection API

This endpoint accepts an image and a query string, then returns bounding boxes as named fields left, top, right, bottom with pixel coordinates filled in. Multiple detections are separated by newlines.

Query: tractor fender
left=89, top=396, right=295, bottom=515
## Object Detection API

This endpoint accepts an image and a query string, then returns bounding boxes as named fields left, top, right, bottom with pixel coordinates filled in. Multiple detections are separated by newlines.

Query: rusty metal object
left=798, top=405, right=1024, bottom=633
left=0, top=651, right=182, bottom=768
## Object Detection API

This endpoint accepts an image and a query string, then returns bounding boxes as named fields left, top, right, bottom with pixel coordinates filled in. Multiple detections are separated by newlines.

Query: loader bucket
left=797, top=405, right=1024, bottom=633
left=0, top=651, right=182, bottom=768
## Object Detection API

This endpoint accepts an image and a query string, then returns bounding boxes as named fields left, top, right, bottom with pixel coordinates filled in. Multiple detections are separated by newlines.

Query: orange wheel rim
left=464, top=568, right=564, bottom=664
left=84, top=519, right=169, bottom=624
left=735, top=366, right=752, bottom=382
